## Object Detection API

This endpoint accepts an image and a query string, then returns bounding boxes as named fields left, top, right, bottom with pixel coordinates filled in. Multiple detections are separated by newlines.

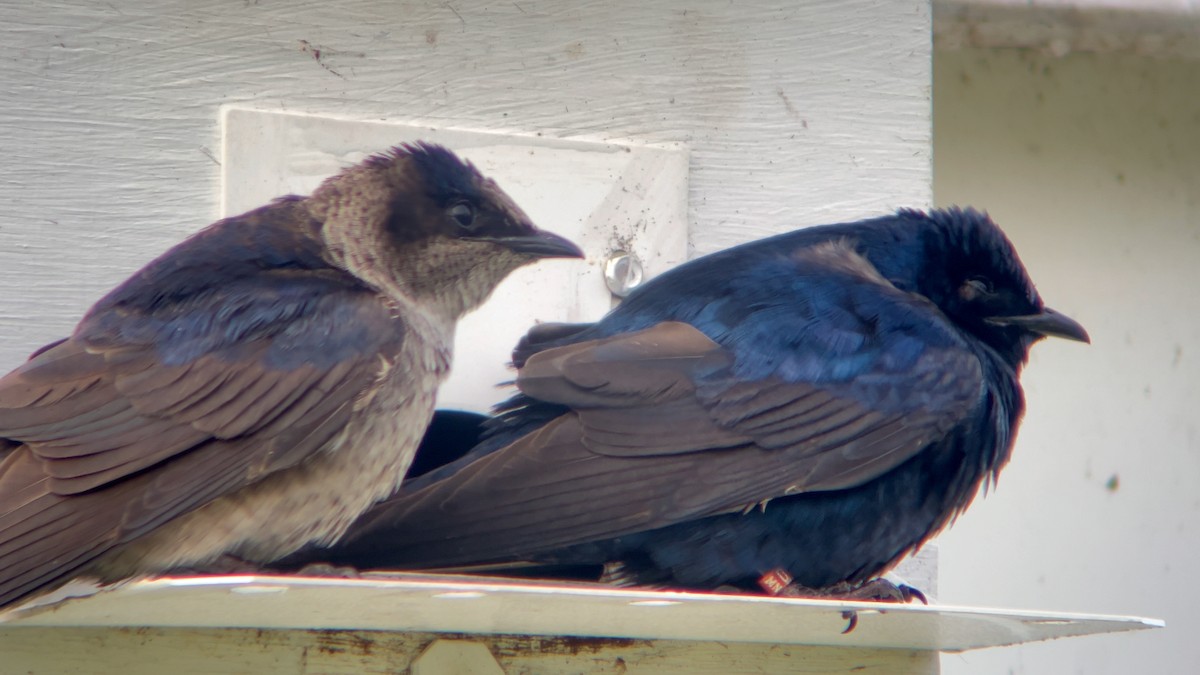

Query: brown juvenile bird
left=0, top=142, right=582, bottom=608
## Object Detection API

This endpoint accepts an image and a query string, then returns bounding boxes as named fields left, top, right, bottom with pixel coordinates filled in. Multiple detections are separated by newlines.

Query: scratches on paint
left=297, top=40, right=366, bottom=79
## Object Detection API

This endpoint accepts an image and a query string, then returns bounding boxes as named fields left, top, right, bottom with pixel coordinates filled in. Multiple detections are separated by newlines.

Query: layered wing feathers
left=0, top=202, right=407, bottom=608
left=326, top=242, right=985, bottom=568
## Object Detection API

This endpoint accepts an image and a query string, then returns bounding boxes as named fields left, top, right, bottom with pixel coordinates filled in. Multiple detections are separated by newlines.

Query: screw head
left=603, top=251, right=644, bottom=298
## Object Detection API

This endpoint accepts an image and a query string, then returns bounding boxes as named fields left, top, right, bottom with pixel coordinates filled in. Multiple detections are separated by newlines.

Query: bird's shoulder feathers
left=0, top=200, right=414, bottom=607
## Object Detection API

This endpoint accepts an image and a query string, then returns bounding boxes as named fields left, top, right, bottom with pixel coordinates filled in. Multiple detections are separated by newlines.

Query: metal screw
left=604, top=251, right=644, bottom=298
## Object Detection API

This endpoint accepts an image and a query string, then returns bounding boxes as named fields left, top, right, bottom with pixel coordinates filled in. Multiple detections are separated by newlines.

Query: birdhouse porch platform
left=0, top=573, right=1161, bottom=674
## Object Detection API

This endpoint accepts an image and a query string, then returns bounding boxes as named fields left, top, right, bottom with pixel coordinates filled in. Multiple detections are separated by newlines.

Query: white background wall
left=0, top=0, right=930, bottom=371
left=934, top=47, right=1199, bottom=674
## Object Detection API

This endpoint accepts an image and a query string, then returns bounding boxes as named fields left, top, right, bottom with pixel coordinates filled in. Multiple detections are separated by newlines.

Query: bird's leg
left=599, top=561, right=641, bottom=587
left=167, top=555, right=360, bottom=579
left=164, top=553, right=271, bottom=576
left=757, top=569, right=928, bottom=633
left=598, top=561, right=675, bottom=591
left=287, top=562, right=361, bottom=579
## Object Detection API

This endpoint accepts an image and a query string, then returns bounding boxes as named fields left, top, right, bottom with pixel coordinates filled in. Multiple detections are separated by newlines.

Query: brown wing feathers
left=0, top=292, right=397, bottom=607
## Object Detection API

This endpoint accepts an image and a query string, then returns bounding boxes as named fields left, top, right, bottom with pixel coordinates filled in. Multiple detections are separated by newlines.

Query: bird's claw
left=837, top=578, right=928, bottom=604
left=833, top=579, right=928, bottom=633
left=757, top=570, right=927, bottom=634
left=841, top=610, right=859, bottom=634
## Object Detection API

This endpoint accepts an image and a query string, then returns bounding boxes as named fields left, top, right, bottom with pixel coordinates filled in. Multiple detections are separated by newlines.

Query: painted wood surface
left=0, top=0, right=931, bottom=369
left=0, top=575, right=1161, bottom=650
left=0, top=573, right=1160, bottom=674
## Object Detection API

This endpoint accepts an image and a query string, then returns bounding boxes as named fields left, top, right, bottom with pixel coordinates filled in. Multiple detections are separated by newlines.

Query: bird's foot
left=757, top=570, right=927, bottom=633
left=599, top=561, right=641, bottom=587
left=820, top=579, right=927, bottom=634
left=822, top=578, right=928, bottom=605
left=289, top=562, right=361, bottom=579
left=166, top=556, right=360, bottom=579
left=165, top=554, right=271, bottom=576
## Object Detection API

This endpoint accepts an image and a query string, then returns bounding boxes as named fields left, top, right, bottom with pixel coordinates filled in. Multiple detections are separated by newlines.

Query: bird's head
left=310, top=142, right=582, bottom=320
left=892, top=208, right=1089, bottom=366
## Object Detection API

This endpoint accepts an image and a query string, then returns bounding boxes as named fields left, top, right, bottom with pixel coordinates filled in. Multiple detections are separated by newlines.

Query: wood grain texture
left=0, top=0, right=931, bottom=370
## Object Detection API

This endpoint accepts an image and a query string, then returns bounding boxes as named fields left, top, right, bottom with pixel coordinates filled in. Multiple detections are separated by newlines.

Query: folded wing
left=0, top=209, right=407, bottom=607
left=327, top=241, right=984, bottom=568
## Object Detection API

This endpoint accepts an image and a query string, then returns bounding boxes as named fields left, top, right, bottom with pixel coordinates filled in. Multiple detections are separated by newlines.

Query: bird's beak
left=986, top=307, right=1090, bottom=343
left=474, top=230, right=585, bottom=259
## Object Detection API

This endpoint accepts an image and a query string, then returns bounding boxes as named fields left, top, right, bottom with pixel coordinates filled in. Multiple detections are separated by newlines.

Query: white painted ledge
left=935, top=0, right=1200, bottom=58
left=0, top=573, right=1161, bottom=652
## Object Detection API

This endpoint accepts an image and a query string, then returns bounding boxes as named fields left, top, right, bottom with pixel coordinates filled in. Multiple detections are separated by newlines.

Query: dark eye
left=448, top=202, right=474, bottom=229
left=967, top=276, right=995, bottom=295
left=959, top=275, right=996, bottom=302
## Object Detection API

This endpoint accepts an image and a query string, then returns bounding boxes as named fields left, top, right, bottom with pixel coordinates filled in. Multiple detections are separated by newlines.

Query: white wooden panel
left=0, top=0, right=931, bottom=378
left=221, top=108, right=688, bottom=411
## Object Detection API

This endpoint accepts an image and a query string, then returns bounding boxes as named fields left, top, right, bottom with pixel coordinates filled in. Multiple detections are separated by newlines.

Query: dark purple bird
left=0, top=143, right=582, bottom=609
left=282, top=208, right=1088, bottom=598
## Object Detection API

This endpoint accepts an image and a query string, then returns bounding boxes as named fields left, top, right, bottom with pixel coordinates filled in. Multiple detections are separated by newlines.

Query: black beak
left=475, top=230, right=584, bottom=259
left=986, top=307, right=1090, bottom=343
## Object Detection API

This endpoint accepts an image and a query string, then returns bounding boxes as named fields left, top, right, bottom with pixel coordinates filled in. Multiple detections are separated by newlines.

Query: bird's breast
left=223, top=323, right=454, bottom=558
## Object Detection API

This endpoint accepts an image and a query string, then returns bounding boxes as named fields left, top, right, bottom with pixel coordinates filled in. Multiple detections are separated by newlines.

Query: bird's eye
left=960, top=275, right=995, bottom=302
left=448, top=202, right=475, bottom=229
left=967, top=276, right=995, bottom=294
